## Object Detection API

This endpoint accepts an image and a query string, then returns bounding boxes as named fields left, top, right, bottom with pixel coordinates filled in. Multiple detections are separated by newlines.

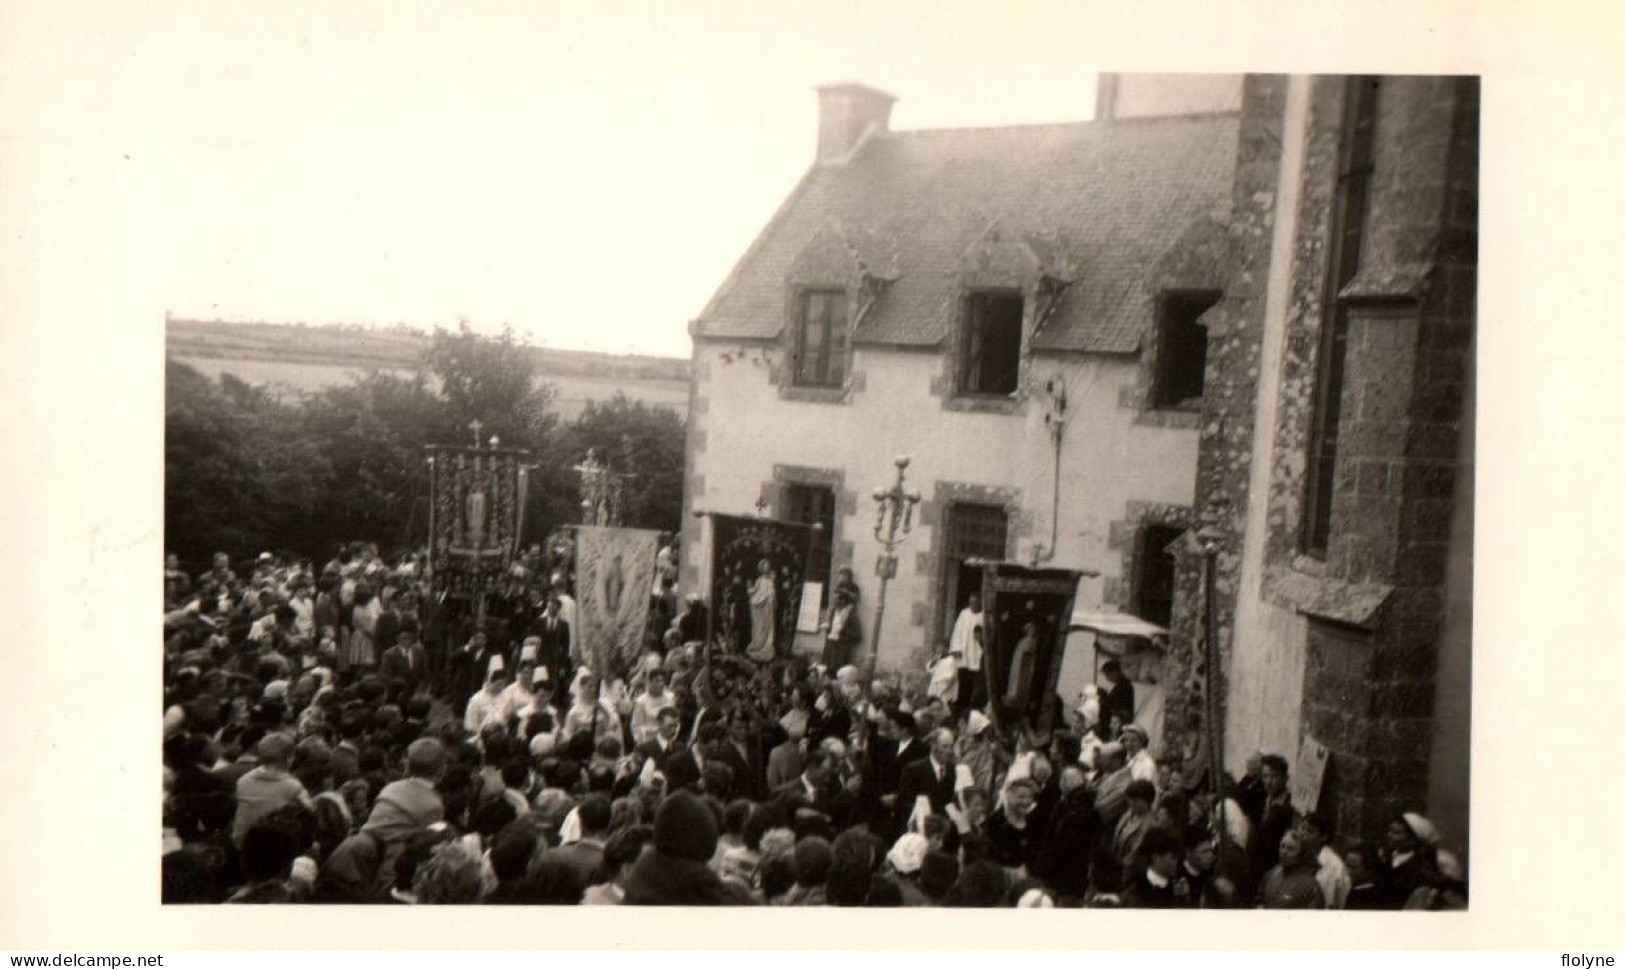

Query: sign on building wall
left=1292, top=735, right=1331, bottom=815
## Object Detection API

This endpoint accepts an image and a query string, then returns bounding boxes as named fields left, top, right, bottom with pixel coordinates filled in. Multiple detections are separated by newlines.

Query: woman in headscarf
left=561, top=670, right=623, bottom=746
left=1382, top=811, right=1441, bottom=908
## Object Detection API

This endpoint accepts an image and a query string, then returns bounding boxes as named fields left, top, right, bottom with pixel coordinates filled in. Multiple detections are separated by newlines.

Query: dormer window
left=1150, top=290, right=1219, bottom=408
left=793, top=289, right=848, bottom=387
left=959, top=291, right=1024, bottom=396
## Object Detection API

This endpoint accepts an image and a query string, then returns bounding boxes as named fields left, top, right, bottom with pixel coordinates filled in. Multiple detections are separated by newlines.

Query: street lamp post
left=869, top=455, right=921, bottom=668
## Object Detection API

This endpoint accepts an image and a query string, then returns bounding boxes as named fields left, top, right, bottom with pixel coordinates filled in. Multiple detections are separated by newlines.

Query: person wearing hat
left=1121, top=723, right=1157, bottom=785
left=622, top=790, right=752, bottom=904
left=882, top=832, right=932, bottom=906
left=985, top=776, right=1042, bottom=874
left=463, top=663, right=511, bottom=736
left=1382, top=811, right=1441, bottom=908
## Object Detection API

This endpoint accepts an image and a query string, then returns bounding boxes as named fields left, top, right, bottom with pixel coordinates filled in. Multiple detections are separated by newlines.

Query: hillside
left=167, top=317, right=691, bottom=419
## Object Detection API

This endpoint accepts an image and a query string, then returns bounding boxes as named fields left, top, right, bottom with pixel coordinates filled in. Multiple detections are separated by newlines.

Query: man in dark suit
left=635, top=707, right=684, bottom=771
left=774, top=746, right=853, bottom=828
left=713, top=715, right=763, bottom=801
left=868, top=708, right=928, bottom=838
left=378, top=627, right=430, bottom=698
left=895, top=727, right=958, bottom=832
left=534, top=597, right=572, bottom=707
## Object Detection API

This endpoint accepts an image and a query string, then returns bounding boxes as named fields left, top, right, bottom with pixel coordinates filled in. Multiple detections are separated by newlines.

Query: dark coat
left=378, top=643, right=429, bottom=695
left=622, top=849, right=754, bottom=906
left=1031, top=785, right=1098, bottom=899
left=1250, top=797, right=1298, bottom=883
left=896, top=757, right=956, bottom=816
left=1120, top=869, right=1180, bottom=908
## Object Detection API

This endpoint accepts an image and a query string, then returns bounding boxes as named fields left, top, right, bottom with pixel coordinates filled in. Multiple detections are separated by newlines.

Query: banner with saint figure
left=705, top=513, right=816, bottom=663
left=977, top=562, right=1083, bottom=727
left=574, top=525, right=661, bottom=677
left=426, top=446, right=530, bottom=596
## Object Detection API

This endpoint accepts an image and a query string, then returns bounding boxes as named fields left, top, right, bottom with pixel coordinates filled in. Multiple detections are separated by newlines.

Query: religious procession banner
left=977, top=562, right=1082, bottom=727
left=574, top=525, right=662, bottom=677
left=426, top=445, right=530, bottom=596
left=704, top=513, right=816, bottom=663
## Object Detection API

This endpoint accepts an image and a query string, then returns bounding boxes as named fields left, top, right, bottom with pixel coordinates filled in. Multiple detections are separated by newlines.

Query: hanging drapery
left=703, top=513, right=816, bottom=662
left=574, top=525, right=662, bottom=677
left=426, top=445, right=530, bottom=597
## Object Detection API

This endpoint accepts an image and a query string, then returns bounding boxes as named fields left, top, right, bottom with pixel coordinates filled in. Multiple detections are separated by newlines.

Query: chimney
left=815, top=82, right=897, bottom=164
left=1094, top=72, right=1119, bottom=122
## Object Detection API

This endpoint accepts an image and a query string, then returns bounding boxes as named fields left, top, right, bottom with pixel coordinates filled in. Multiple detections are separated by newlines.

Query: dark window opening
left=1302, top=76, right=1380, bottom=558
left=1151, top=291, right=1220, bottom=407
left=1132, top=524, right=1184, bottom=629
left=959, top=292, right=1024, bottom=396
left=784, top=483, right=836, bottom=608
left=794, top=289, right=848, bottom=387
left=941, top=502, right=1009, bottom=640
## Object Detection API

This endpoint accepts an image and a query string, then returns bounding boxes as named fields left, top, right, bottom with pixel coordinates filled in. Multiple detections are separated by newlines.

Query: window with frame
left=958, top=292, right=1024, bottom=396
left=941, top=502, right=1009, bottom=637
left=1302, top=76, right=1380, bottom=558
left=1150, top=291, right=1220, bottom=408
left=784, top=483, right=836, bottom=607
left=793, top=289, right=848, bottom=388
left=1131, top=524, right=1184, bottom=628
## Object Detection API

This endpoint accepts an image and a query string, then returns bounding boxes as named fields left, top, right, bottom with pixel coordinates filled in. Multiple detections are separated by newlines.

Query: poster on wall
left=978, top=562, right=1083, bottom=729
left=574, top=525, right=662, bottom=678
left=704, top=513, right=816, bottom=663
left=1292, top=735, right=1331, bottom=814
left=426, top=445, right=530, bottom=597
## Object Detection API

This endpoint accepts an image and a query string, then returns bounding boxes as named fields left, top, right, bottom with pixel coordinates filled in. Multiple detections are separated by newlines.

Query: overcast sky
left=4, top=0, right=1132, bottom=359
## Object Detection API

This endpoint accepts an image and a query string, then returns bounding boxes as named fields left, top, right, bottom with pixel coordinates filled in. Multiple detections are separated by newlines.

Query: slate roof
left=697, top=112, right=1240, bottom=354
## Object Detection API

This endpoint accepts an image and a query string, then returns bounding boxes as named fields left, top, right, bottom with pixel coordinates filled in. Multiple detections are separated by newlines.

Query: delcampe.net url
left=12, top=958, right=163, bottom=967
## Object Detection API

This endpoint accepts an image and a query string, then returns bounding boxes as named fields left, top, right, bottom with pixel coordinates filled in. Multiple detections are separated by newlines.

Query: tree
left=424, top=320, right=558, bottom=450
left=557, top=393, right=686, bottom=533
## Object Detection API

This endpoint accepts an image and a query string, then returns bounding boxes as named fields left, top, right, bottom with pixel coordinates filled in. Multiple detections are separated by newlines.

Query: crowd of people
left=161, top=543, right=1468, bottom=909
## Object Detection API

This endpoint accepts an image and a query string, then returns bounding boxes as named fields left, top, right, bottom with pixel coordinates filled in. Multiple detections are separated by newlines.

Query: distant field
left=173, top=355, right=689, bottom=421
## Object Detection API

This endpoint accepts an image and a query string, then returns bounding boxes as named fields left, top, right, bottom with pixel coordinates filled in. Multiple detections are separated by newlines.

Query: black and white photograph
left=9, top=0, right=1625, bottom=954
left=156, top=53, right=1477, bottom=911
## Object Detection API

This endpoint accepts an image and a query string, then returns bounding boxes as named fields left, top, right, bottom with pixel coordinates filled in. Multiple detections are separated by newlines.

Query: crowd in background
left=162, top=543, right=1467, bottom=908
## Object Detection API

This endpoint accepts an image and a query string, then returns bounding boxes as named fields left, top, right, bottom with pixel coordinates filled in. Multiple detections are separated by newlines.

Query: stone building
left=1161, top=75, right=1478, bottom=849
left=681, top=74, right=1244, bottom=686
